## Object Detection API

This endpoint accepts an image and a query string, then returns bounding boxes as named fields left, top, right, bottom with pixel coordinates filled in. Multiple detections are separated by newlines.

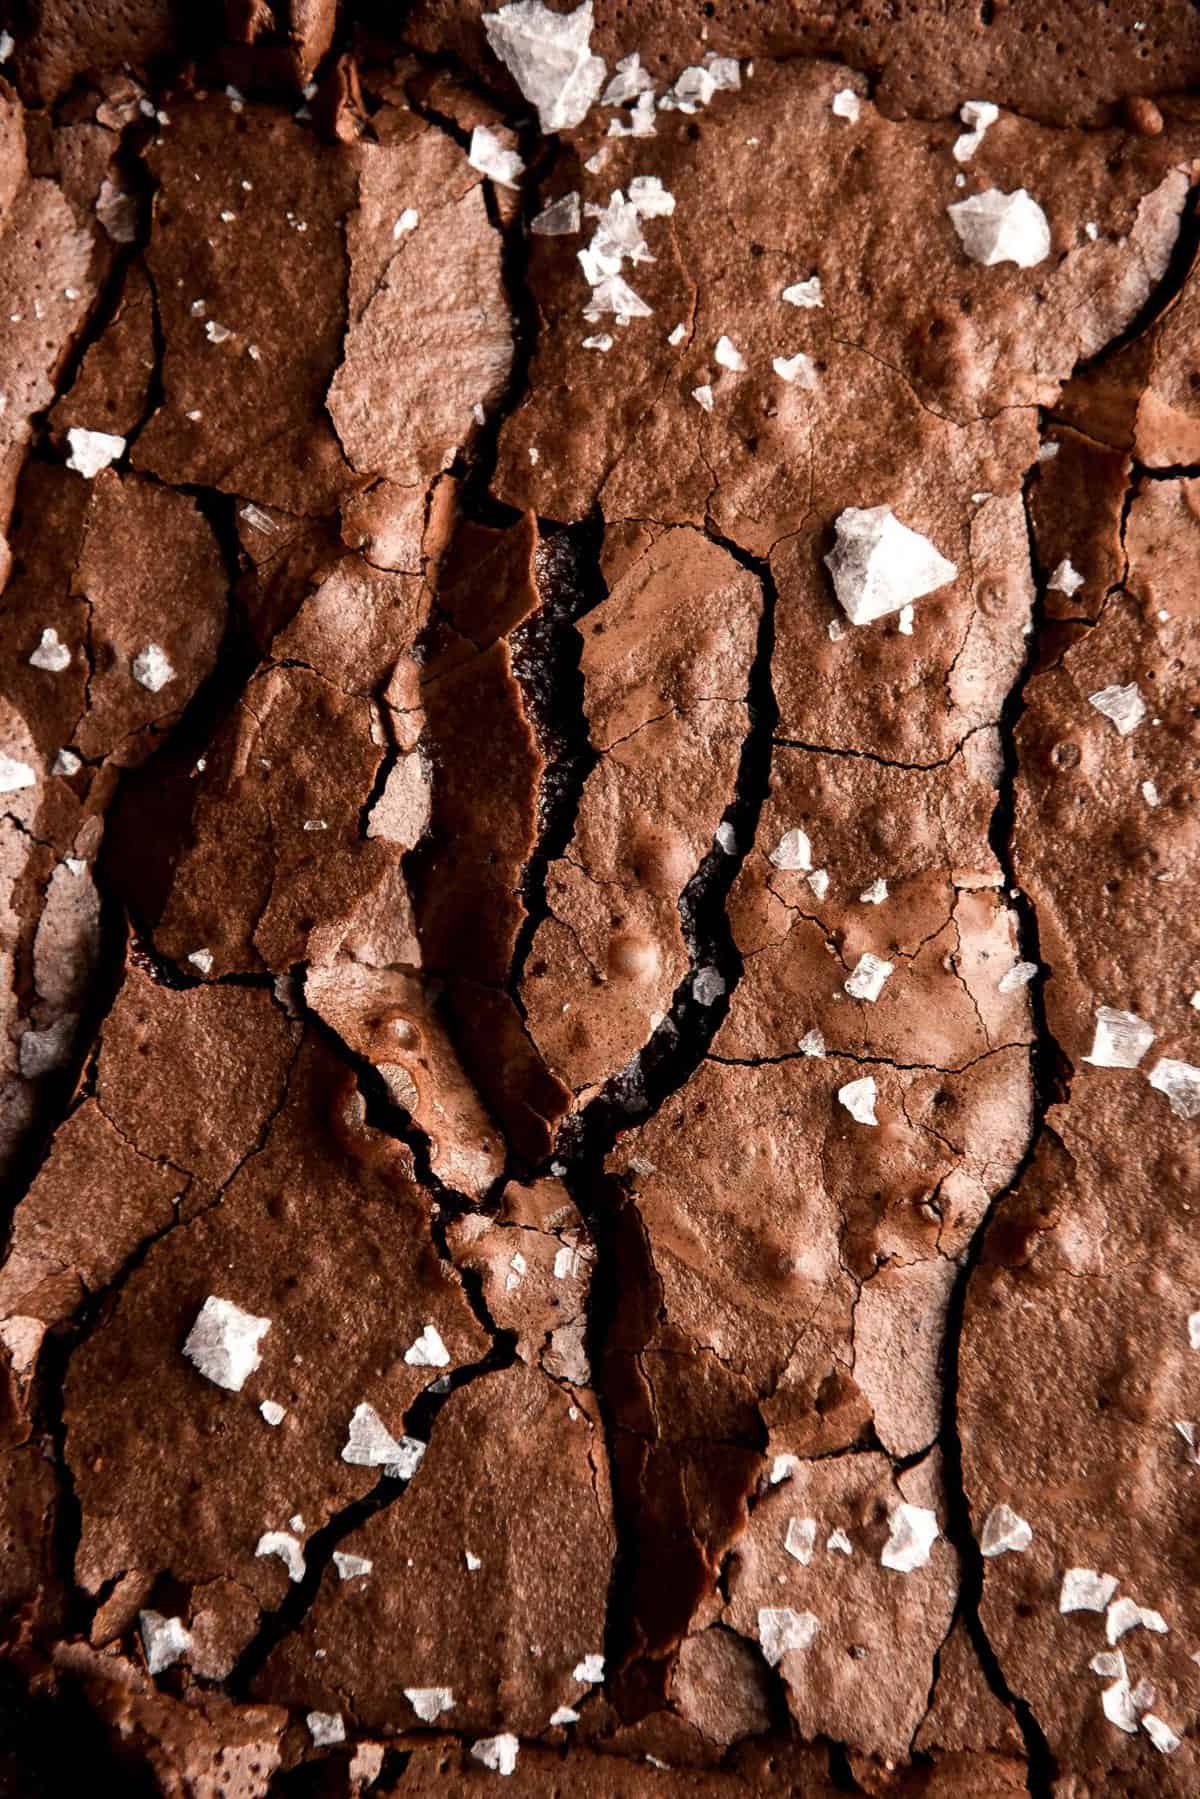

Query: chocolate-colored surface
left=0, top=5, right=1197, bottom=1794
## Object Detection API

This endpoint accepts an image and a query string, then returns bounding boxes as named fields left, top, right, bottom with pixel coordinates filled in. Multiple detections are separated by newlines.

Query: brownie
left=0, top=3, right=1198, bottom=1794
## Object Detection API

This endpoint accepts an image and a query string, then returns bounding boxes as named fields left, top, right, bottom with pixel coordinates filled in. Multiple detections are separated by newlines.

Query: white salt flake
left=1088, top=682, right=1146, bottom=736
left=715, top=821, right=737, bottom=855
left=468, top=125, right=525, bottom=190
left=628, top=175, right=675, bottom=218
left=471, top=1733, right=519, bottom=1776
left=1037, top=441, right=1060, bottom=462
left=506, top=1251, right=528, bottom=1292
left=182, top=1296, right=270, bottom=1392
left=1174, top=1420, right=1199, bottom=1464
left=831, top=87, right=861, bottom=122
left=838, top=1076, right=878, bottom=1126
left=483, top=0, right=606, bottom=133
left=0, top=756, right=36, bottom=795
left=827, top=618, right=845, bottom=642
left=998, top=961, right=1037, bottom=993
left=334, top=1550, right=373, bottom=1580
left=693, top=966, right=726, bottom=1007
left=583, top=273, right=652, bottom=321
left=1149, top=1059, right=1200, bottom=1120
left=573, top=1653, right=605, bottom=1683
left=979, top=1503, right=1032, bottom=1557
left=465, top=1549, right=482, bottom=1570
left=826, top=1528, right=853, bottom=1555
left=53, top=750, right=81, bottom=777
left=341, top=1402, right=426, bottom=1479
left=65, top=427, right=125, bottom=478
left=691, top=383, right=714, bottom=412
left=1142, top=1714, right=1182, bottom=1754
left=1102, top=1677, right=1141, bottom=1735
left=132, top=643, right=175, bottom=693
left=1085, top=220, right=1100, bottom=241
left=259, top=1399, right=286, bottom=1426
left=948, top=188, right=1050, bottom=267
left=18, top=1021, right=75, bottom=1078
left=1083, top=1006, right=1155, bottom=1070
left=844, top=953, right=894, bottom=1003
left=187, top=949, right=213, bottom=975
left=393, top=207, right=419, bottom=237
left=1090, top=1650, right=1127, bottom=1679
left=405, top=1686, right=454, bottom=1722
left=773, top=353, right=817, bottom=387
left=824, top=505, right=956, bottom=625
left=0, top=31, right=12, bottom=61
left=714, top=334, right=745, bottom=371
left=859, top=879, right=888, bottom=905
left=404, top=1324, right=450, bottom=1368
left=667, top=322, right=687, bottom=346
left=1106, top=1596, right=1168, bottom=1644
left=29, top=628, right=71, bottom=672
left=758, top=1606, right=819, bottom=1666
left=1048, top=557, right=1084, bottom=596
left=303, top=818, right=327, bottom=832
left=784, top=1516, right=817, bottom=1565
left=807, top=868, right=830, bottom=900
left=531, top=192, right=581, bottom=235
left=256, top=1532, right=305, bottom=1582
left=798, top=1029, right=826, bottom=1058
left=601, top=53, right=653, bottom=106
left=550, top=1706, right=579, bottom=1726
left=139, top=1611, right=192, bottom=1675
left=1142, top=781, right=1159, bottom=807
left=204, top=320, right=231, bottom=344
left=953, top=99, right=999, bottom=161
left=581, top=332, right=613, bottom=351
left=897, top=603, right=914, bottom=635
left=881, top=1503, right=939, bottom=1572
left=608, top=90, right=656, bottom=136
left=306, top=1712, right=345, bottom=1747
left=769, top=828, right=811, bottom=871
left=1059, top=1568, right=1119, bottom=1613
left=782, top=276, right=823, bottom=308
left=770, top=1454, right=800, bottom=1485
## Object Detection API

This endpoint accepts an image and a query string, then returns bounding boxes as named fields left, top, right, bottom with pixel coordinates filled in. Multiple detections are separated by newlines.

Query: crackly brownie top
left=0, top=3, right=1198, bottom=1797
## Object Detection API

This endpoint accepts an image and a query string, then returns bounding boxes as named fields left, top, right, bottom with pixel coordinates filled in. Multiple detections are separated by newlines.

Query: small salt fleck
left=256, top=1531, right=305, bottom=1582
left=1085, top=220, right=1100, bottom=241
left=827, top=618, right=846, bottom=642
left=241, top=503, right=276, bottom=535
left=573, top=1653, right=605, bottom=1684
left=471, top=1734, right=519, bottom=1776
left=714, top=334, right=745, bottom=371
left=948, top=187, right=1050, bottom=267
left=187, top=949, right=213, bottom=975
left=404, top=1324, right=450, bottom=1368
left=468, top=125, right=525, bottom=190
left=550, top=1706, right=579, bottom=1726
left=1148, top=1059, right=1200, bottom=1121
left=784, top=1516, right=817, bottom=1565
left=897, top=603, right=915, bottom=635
left=186, top=409, right=202, bottom=421
left=1059, top=1568, right=1119, bottom=1613
left=715, top=821, right=738, bottom=855
left=132, top=643, right=174, bottom=694
left=769, top=828, right=812, bottom=871
left=1048, top=557, right=1085, bottom=597
left=581, top=332, right=613, bottom=351
left=341, top=1402, right=426, bottom=1479
left=827, top=1528, right=852, bottom=1555
left=65, top=427, right=125, bottom=478
left=1102, top=1676, right=1141, bottom=1734
left=798, top=1029, right=825, bottom=1058
left=1083, top=1005, right=1154, bottom=1069
left=691, top=383, right=714, bottom=412
left=859, top=879, right=888, bottom=905
left=29, top=628, right=71, bottom=673
left=1107, top=1596, right=1168, bottom=1644
left=1142, top=781, right=1159, bottom=806
left=0, top=30, right=12, bottom=61
left=219, top=209, right=235, bottom=222
left=838, top=1076, right=878, bottom=1126
left=306, top=1712, right=345, bottom=1748
left=693, top=966, right=726, bottom=1007
left=64, top=857, right=85, bottom=875
left=303, top=819, right=328, bottom=832
left=259, top=1399, right=286, bottom=1426
left=1037, top=442, right=1059, bottom=462
left=667, top=322, right=687, bottom=346
left=204, top=320, right=231, bottom=344
left=465, top=1549, right=482, bottom=1570
left=139, top=1610, right=192, bottom=1675
left=881, top=1503, right=939, bottom=1572
left=247, top=344, right=261, bottom=361
left=998, top=961, right=1037, bottom=993
left=393, top=208, right=420, bottom=237
left=53, top=750, right=81, bottom=778
left=979, top=1503, right=1032, bottom=1557
left=334, top=1550, right=373, bottom=1580
left=1142, top=1714, right=1182, bottom=1754
left=182, top=1295, right=270, bottom=1391
left=831, top=87, right=861, bottom=122
left=953, top=99, right=999, bottom=162
left=807, top=869, right=829, bottom=902
left=405, top=1686, right=454, bottom=1722
left=506, top=1250, right=528, bottom=1292
left=782, top=275, right=823, bottom=308
left=1088, top=682, right=1146, bottom=736
left=1090, top=1650, right=1127, bottom=1679
left=531, top=192, right=582, bottom=236
left=770, top=1454, right=799, bottom=1485
left=844, top=953, right=893, bottom=1003
left=758, top=1606, right=819, bottom=1665
left=773, top=352, right=817, bottom=387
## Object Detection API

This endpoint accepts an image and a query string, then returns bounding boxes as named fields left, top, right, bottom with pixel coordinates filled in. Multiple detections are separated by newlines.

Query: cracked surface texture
left=0, top=5, right=1198, bottom=1797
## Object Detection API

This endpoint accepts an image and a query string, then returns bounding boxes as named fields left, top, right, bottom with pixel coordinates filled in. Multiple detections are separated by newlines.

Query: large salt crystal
left=333, top=1550, right=373, bottom=1580
left=405, top=1687, right=454, bottom=1722
left=824, top=506, right=956, bottom=625
left=65, top=427, right=125, bottom=478
left=256, top=1531, right=306, bottom=1582
left=139, top=1610, right=192, bottom=1675
left=471, top=1734, right=520, bottom=1776
left=29, top=628, right=71, bottom=672
left=1059, top=1567, right=1119, bottom=1613
left=182, top=1296, right=270, bottom=1392
left=1083, top=1006, right=1154, bottom=1070
left=784, top=1516, right=817, bottom=1564
left=844, top=953, right=893, bottom=1003
left=782, top=275, right=823, bottom=308
left=838, top=1076, right=878, bottom=1126
left=768, top=828, right=811, bottom=871
left=531, top=192, right=581, bottom=235
left=880, top=1503, right=939, bottom=1572
left=758, top=1606, right=819, bottom=1665
left=483, top=0, right=606, bottom=132
left=132, top=643, right=175, bottom=694
left=1088, top=682, right=1146, bottom=736
left=1106, top=1596, right=1168, bottom=1645
left=979, top=1503, right=1032, bottom=1557
left=404, top=1324, right=450, bottom=1367
left=601, top=52, right=652, bottom=106
left=342, top=1402, right=426, bottom=1479
left=948, top=188, right=1050, bottom=267
left=573, top=1653, right=605, bottom=1683
left=306, top=1712, right=345, bottom=1747
left=1148, top=1058, right=1200, bottom=1120
left=1142, top=1714, right=1182, bottom=1754
left=0, top=756, right=36, bottom=795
